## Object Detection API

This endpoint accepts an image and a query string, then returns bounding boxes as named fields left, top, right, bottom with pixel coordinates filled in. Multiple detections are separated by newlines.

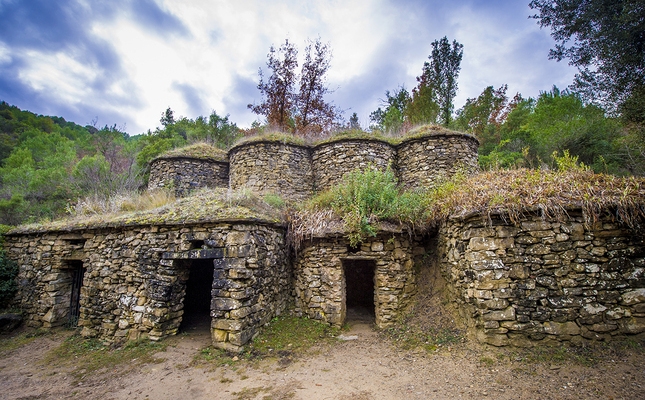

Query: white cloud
left=18, top=50, right=99, bottom=104
left=0, top=0, right=580, bottom=133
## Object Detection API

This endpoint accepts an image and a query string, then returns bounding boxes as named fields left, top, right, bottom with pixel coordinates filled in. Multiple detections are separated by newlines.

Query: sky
left=0, top=0, right=578, bottom=135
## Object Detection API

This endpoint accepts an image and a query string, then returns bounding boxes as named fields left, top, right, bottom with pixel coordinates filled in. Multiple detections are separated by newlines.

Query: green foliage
left=423, top=36, right=464, bottom=126
left=529, top=0, right=645, bottom=119
left=309, top=166, right=424, bottom=246
left=263, top=193, right=286, bottom=209
left=249, top=315, right=339, bottom=355
left=475, top=87, right=624, bottom=174
left=369, top=87, right=411, bottom=134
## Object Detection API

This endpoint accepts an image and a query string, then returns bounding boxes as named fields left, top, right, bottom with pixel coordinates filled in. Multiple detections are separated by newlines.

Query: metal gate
left=69, top=263, right=85, bottom=327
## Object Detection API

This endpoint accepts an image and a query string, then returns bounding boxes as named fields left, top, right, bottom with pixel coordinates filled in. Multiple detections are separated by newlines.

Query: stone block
left=212, top=328, right=228, bottom=342
left=212, top=319, right=244, bottom=331
left=621, top=289, right=645, bottom=305
left=482, top=307, right=516, bottom=321
left=481, top=299, right=509, bottom=310
left=230, top=307, right=251, bottom=319
left=212, top=298, right=242, bottom=311
left=468, top=237, right=514, bottom=251
left=543, top=321, right=580, bottom=336
left=618, top=317, right=645, bottom=334
left=589, top=323, right=617, bottom=333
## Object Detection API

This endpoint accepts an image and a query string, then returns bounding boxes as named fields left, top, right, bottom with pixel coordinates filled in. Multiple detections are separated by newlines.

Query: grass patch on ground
left=194, top=315, right=340, bottom=367
left=42, top=334, right=166, bottom=381
left=384, top=322, right=464, bottom=353
left=482, top=338, right=645, bottom=368
left=0, top=328, right=49, bottom=354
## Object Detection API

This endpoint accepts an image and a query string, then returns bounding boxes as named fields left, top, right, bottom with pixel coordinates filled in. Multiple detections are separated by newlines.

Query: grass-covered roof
left=153, top=142, right=228, bottom=162
left=8, top=188, right=285, bottom=235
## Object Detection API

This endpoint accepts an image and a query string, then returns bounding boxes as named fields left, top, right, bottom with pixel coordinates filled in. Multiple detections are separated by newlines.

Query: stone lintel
left=162, top=248, right=224, bottom=259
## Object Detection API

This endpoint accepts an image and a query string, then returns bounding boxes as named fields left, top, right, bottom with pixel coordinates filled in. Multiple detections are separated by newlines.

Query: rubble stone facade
left=148, top=157, right=229, bottom=196
left=438, top=211, right=645, bottom=346
left=5, top=128, right=645, bottom=349
left=5, top=222, right=289, bottom=351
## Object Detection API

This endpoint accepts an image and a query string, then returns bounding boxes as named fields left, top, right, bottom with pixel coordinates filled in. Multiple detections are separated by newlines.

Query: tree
left=369, top=87, right=411, bottom=133
left=249, top=38, right=340, bottom=136
left=160, top=107, right=175, bottom=127
left=529, top=0, right=645, bottom=122
left=295, top=39, right=338, bottom=136
left=405, top=77, right=440, bottom=126
left=420, top=37, right=464, bottom=125
left=248, top=39, right=299, bottom=131
left=454, top=85, right=515, bottom=153
left=475, top=87, right=624, bottom=173
left=348, top=113, right=360, bottom=129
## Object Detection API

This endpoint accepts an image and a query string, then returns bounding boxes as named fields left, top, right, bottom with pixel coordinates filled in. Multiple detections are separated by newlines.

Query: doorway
left=179, top=259, right=214, bottom=333
left=342, top=259, right=376, bottom=323
left=67, top=260, right=85, bottom=327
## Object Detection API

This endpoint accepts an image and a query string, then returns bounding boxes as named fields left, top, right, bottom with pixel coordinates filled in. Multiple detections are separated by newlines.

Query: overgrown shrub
left=305, top=166, right=425, bottom=246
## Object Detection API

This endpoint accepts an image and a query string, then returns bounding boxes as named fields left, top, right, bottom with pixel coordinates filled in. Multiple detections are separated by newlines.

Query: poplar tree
left=420, top=37, right=464, bottom=126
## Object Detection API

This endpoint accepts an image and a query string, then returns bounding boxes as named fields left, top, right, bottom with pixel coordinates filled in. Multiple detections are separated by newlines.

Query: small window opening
left=347, top=244, right=361, bottom=254
left=190, top=240, right=205, bottom=249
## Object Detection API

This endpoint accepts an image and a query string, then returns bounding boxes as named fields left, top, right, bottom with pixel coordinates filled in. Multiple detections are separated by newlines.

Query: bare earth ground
left=1, top=316, right=645, bottom=400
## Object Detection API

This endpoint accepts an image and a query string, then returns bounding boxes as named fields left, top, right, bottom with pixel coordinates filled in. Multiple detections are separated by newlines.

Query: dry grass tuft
left=71, top=190, right=176, bottom=216
left=424, top=168, right=645, bottom=228
left=12, top=188, right=286, bottom=234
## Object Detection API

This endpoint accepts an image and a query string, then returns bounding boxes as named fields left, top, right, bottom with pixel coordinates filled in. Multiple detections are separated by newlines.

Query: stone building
left=5, top=126, right=645, bottom=350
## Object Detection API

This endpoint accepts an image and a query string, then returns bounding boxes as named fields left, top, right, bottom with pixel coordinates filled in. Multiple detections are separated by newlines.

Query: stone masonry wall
left=312, top=139, right=396, bottom=192
left=438, top=211, right=645, bottom=346
left=397, top=133, right=480, bottom=190
left=148, top=157, right=229, bottom=196
left=294, top=234, right=418, bottom=328
left=229, top=141, right=313, bottom=201
left=4, top=221, right=289, bottom=350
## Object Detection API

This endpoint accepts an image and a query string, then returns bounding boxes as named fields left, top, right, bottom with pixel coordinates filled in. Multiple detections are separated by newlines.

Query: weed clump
left=292, top=166, right=425, bottom=248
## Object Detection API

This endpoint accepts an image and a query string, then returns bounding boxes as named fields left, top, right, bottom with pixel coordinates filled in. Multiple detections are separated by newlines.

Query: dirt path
left=1, top=320, right=644, bottom=400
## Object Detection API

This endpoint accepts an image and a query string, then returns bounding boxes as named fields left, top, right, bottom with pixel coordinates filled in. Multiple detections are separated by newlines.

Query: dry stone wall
left=150, top=129, right=479, bottom=201
left=397, top=133, right=479, bottom=190
left=228, top=141, right=313, bottom=201
left=438, top=211, right=645, bottom=346
left=294, top=234, right=418, bottom=328
left=148, top=157, right=229, bottom=196
left=4, top=221, right=289, bottom=351
left=312, top=139, right=396, bottom=192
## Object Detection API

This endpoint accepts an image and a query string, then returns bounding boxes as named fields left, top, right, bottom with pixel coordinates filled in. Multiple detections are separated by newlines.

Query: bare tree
left=295, top=38, right=338, bottom=136
left=249, top=38, right=340, bottom=136
left=248, top=39, right=298, bottom=131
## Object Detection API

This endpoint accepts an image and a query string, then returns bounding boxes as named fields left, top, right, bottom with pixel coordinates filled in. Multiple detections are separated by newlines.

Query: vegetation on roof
left=9, top=188, right=286, bottom=234
left=154, top=142, right=228, bottom=162
left=390, top=124, right=478, bottom=145
left=290, top=152, right=645, bottom=248
left=231, top=124, right=476, bottom=150
left=312, top=129, right=394, bottom=146
left=231, top=131, right=307, bottom=149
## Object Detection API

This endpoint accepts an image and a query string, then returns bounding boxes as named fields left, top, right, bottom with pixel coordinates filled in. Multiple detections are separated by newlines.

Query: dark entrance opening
left=343, top=259, right=376, bottom=323
left=179, top=259, right=214, bottom=333
left=68, top=260, right=85, bottom=327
